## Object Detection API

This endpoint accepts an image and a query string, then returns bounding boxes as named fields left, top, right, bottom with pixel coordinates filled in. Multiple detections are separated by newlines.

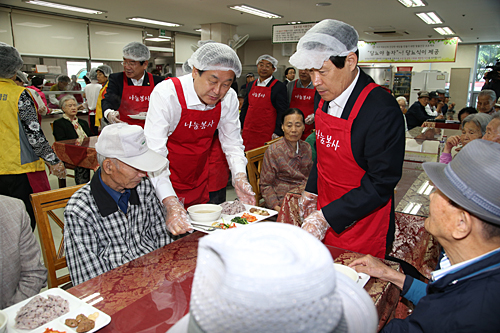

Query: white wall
left=174, top=33, right=200, bottom=64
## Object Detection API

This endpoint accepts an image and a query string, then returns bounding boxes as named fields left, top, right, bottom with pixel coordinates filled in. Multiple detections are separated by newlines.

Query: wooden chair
left=30, top=184, right=85, bottom=288
left=50, top=122, right=77, bottom=188
left=245, top=145, right=270, bottom=205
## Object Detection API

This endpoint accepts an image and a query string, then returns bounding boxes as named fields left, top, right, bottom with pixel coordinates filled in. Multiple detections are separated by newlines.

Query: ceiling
left=2, top=0, right=500, bottom=44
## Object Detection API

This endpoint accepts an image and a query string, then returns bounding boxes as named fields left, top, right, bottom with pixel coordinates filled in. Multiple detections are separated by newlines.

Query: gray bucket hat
left=423, top=140, right=500, bottom=225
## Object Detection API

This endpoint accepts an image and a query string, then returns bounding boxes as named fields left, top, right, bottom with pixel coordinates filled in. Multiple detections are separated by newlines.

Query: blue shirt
left=98, top=169, right=131, bottom=213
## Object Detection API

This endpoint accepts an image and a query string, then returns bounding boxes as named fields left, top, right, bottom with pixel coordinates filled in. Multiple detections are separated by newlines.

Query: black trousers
left=0, top=173, right=36, bottom=230
left=208, top=187, right=227, bottom=204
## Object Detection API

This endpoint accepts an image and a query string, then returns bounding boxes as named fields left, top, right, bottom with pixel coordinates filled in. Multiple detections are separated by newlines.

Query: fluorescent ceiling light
left=95, top=31, right=119, bottom=36
left=416, top=12, right=443, bottom=24
left=194, top=28, right=202, bottom=32
left=434, top=27, right=455, bottom=35
left=128, top=17, right=181, bottom=27
left=16, top=22, right=51, bottom=28
left=145, top=37, right=172, bottom=42
left=229, top=5, right=282, bottom=19
left=287, top=21, right=302, bottom=24
left=22, top=0, right=105, bottom=14
left=398, top=0, right=426, bottom=7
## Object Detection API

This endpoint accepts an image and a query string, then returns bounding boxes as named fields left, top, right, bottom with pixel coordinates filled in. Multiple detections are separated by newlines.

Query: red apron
left=166, top=77, right=221, bottom=208
left=316, top=83, right=391, bottom=259
left=241, top=79, right=278, bottom=151
left=208, top=133, right=230, bottom=192
left=289, top=80, right=316, bottom=140
left=118, top=72, right=155, bottom=127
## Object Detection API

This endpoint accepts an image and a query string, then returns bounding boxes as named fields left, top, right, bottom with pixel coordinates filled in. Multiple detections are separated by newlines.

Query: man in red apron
left=240, top=55, right=288, bottom=151
left=289, top=19, right=405, bottom=258
left=287, top=69, right=316, bottom=140
left=102, top=42, right=163, bottom=127
left=145, top=42, right=256, bottom=236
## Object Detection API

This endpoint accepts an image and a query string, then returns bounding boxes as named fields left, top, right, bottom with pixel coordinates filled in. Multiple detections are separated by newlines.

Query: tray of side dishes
left=3, top=288, right=111, bottom=333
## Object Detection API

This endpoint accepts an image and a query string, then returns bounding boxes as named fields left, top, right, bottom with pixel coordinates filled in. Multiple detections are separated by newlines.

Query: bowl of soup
left=0, top=310, right=6, bottom=333
left=187, top=204, right=223, bottom=222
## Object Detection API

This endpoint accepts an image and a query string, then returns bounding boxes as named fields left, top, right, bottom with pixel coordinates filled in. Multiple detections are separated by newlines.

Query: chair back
left=245, top=145, right=270, bottom=205
left=265, top=136, right=282, bottom=145
left=30, top=184, right=85, bottom=288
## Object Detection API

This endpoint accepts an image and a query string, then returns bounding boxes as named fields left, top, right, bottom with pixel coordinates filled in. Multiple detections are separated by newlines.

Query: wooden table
left=67, top=231, right=401, bottom=332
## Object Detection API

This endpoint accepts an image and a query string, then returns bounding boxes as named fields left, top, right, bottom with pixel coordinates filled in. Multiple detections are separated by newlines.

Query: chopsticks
left=191, top=223, right=225, bottom=230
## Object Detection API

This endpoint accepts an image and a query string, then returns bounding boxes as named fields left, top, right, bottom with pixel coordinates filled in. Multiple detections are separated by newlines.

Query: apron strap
left=347, top=82, right=379, bottom=122
left=170, top=77, right=188, bottom=109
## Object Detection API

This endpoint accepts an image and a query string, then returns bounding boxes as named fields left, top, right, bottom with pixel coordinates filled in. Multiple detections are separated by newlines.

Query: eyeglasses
left=257, top=62, right=273, bottom=69
left=121, top=61, right=140, bottom=67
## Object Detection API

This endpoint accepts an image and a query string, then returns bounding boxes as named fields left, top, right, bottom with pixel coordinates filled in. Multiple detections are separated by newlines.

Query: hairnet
left=182, top=59, right=192, bottom=74
left=88, top=68, right=98, bottom=81
left=256, top=54, right=278, bottom=69
left=96, top=64, right=113, bottom=78
left=187, top=42, right=242, bottom=77
left=16, top=70, right=28, bottom=84
left=0, top=42, right=23, bottom=79
left=289, top=19, right=359, bottom=70
left=123, top=41, right=150, bottom=62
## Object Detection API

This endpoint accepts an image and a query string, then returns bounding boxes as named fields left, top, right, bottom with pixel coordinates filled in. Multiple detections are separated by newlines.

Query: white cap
left=95, top=123, right=167, bottom=172
left=256, top=54, right=278, bottom=69
left=169, top=223, right=377, bottom=333
left=289, top=19, right=359, bottom=70
left=187, top=42, right=242, bottom=77
left=123, top=41, right=150, bottom=62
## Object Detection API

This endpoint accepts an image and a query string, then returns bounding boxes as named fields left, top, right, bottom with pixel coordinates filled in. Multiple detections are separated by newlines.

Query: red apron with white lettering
left=241, top=80, right=278, bottom=151
left=208, top=133, right=230, bottom=192
left=289, top=80, right=316, bottom=140
left=167, top=77, right=221, bottom=208
left=118, top=72, right=155, bottom=127
left=316, top=83, right=391, bottom=259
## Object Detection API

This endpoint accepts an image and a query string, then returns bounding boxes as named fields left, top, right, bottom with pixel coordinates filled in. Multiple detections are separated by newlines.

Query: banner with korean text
left=358, top=38, right=459, bottom=63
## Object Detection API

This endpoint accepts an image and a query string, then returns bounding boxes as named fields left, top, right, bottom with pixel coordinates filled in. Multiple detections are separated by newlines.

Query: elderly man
left=0, top=43, right=66, bottom=230
left=48, top=74, right=71, bottom=108
left=477, top=89, right=497, bottom=114
left=289, top=19, right=405, bottom=258
left=145, top=42, right=255, bottom=236
left=405, top=91, right=435, bottom=130
left=64, top=123, right=173, bottom=285
left=484, top=112, right=500, bottom=143
left=287, top=69, right=316, bottom=140
left=102, top=42, right=163, bottom=127
left=240, top=54, right=288, bottom=151
left=350, top=140, right=500, bottom=332
left=0, top=195, right=47, bottom=309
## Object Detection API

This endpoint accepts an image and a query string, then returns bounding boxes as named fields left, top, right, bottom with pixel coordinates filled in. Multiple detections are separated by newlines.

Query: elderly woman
left=48, top=75, right=71, bottom=108
left=477, top=89, right=496, bottom=114
left=396, top=96, right=407, bottom=114
left=260, top=108, right=313, bottom=211
left=53, top=95, right=92, bottom=184
left=439, top=112, right=492, bottom=164
left=94, top=64, right=113, bottom=129
left=0, top=42, right=66, bottom=230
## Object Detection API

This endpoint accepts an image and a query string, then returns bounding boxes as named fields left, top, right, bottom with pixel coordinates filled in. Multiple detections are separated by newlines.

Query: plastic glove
left=107, top=110, right=123, bottom=124
left=49, top=161, right=67, bottom=179
left=305, top=113, right=315, bottom=125
left=163, top=196, right=192, bottom=235
left=232, top=172, right=256, bottom=205
left=271, top=133, right=280, bottom=140
left=299, top=191, right=318, bottom=220
left=301, top=209, right=329, bottom=241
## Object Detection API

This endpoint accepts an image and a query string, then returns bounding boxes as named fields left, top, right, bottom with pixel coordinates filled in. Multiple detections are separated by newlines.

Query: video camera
left=485, top=59, right=500, bottom=81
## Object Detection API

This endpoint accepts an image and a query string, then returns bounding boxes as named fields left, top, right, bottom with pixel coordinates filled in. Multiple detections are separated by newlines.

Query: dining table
left=67, top=230, right=401, bottom=332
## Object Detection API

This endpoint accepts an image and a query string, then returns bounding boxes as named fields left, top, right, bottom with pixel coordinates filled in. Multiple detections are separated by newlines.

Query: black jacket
left=52, top=117, right=92, bottom=141
left=306, top=70, right=405, bottom=248
left=405, top=101, right=434, bottom=130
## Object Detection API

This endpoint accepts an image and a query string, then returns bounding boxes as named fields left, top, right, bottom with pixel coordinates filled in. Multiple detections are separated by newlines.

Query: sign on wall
left=358, top=38, right=459, bottom=63
left=272, top=22, right=317, bottom=44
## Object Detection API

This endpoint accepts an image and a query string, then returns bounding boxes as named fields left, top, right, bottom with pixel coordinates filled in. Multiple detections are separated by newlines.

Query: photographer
left=482, top=59, right=500, bottom=100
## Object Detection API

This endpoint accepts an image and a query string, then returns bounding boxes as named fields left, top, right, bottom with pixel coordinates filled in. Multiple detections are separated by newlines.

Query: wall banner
left=272, top=22, right=317, bottom=44
left=358, top=38, right=459, bottom=63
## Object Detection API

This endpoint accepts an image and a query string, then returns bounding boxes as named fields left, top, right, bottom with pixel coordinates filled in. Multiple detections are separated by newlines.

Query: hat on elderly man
left=0, top=42, right=23, bottom=79
left=167, top=222, right=377, bottom=333
left=123, top=41, right=150, bottom=62
left=418, top=91, right=430, bottom=98
left=95, top=123, right=167, bottom=172
left=188, top=42, right=242, bottom=77
left=290, top=19, right=359, bottom=70
left=423, top=140, right=500, bottom=225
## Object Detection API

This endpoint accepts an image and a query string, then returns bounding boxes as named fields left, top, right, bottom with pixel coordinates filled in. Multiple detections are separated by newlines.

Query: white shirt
left=131, top=73, right=145, bottom=86
left=425, top=104, right=438, bottom=117
left=327, top=68, right=360, bottom=118
left=256, top=76, right=273, bottom=87
left=144, top=74, right=247, bottom=201
left=84, top=81, right=101, bottom=111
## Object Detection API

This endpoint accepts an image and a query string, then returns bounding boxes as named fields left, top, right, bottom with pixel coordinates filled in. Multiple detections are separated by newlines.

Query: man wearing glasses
left=102, top=42, right=163, bottom=127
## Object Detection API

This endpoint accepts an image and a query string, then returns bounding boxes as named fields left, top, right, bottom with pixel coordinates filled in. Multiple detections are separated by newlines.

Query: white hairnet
left=256, top=54, right=278, bottom=69
left=96, top=64, right=113, bottom=78
left=88, top=68, right=98, bottom=81
left=187, top=42, right=242, bottom=77
left=289, top=19, right=359, bottom=70
left=123, top=41, right=150, bottom=62
left=182, top=60, right=192, bottom=74
left=0, top=42, right=23, bottom=79
left=16, top=70, right=28, bottom=84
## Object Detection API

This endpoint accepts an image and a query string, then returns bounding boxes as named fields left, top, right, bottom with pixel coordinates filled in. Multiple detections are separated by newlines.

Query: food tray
left=128, top=115, right=146, bottom=120
left=3, top=288, right=111, bottom=333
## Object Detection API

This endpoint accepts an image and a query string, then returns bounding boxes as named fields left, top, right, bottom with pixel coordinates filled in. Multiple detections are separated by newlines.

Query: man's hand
left=107, top=110, right=123, bottom=124
left=271, top=133, right=280, bottom=140
left=349, top=255, right=406, bottom=289
left=232, top=172, right=256, bottom=205
left=163, top=196, right=192, bottom=235
left=48, top=161, right=66, bottom=179
left=305, top=113, right=315, bottom=125
left=301, top=209, right=329, bottom=240
left=298, top=191, right=318, bottom=219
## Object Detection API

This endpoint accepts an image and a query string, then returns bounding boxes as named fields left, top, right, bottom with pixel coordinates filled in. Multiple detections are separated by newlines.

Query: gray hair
left=396, top=96, right=407, bottom=105
left=97, top=153, right=107, bottom=167
left=59, top=94, right=77, bottom=109
left=0, top=42, right=23, bottom=79
left=57, top=75, right=71, bottom=83
left=478, top=89, right=497, bottom=104
left=462, top=113, right=493, bottom=136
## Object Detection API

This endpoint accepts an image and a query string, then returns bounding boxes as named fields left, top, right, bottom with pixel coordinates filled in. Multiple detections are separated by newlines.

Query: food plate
left=3, top=288, right=111, bottom=333
left=128, top=114, right=147, bottom=120
left=190, top=203, right=277, bottom=233
left=357, top=272, right=370, bottom=288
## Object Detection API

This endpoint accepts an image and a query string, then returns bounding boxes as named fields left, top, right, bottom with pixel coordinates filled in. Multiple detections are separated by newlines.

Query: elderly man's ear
left=102, top=159, right=115, bottom=175
left=346, top=52, right=358, bottom=71
left=452, top=211, right=473, bottom=240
